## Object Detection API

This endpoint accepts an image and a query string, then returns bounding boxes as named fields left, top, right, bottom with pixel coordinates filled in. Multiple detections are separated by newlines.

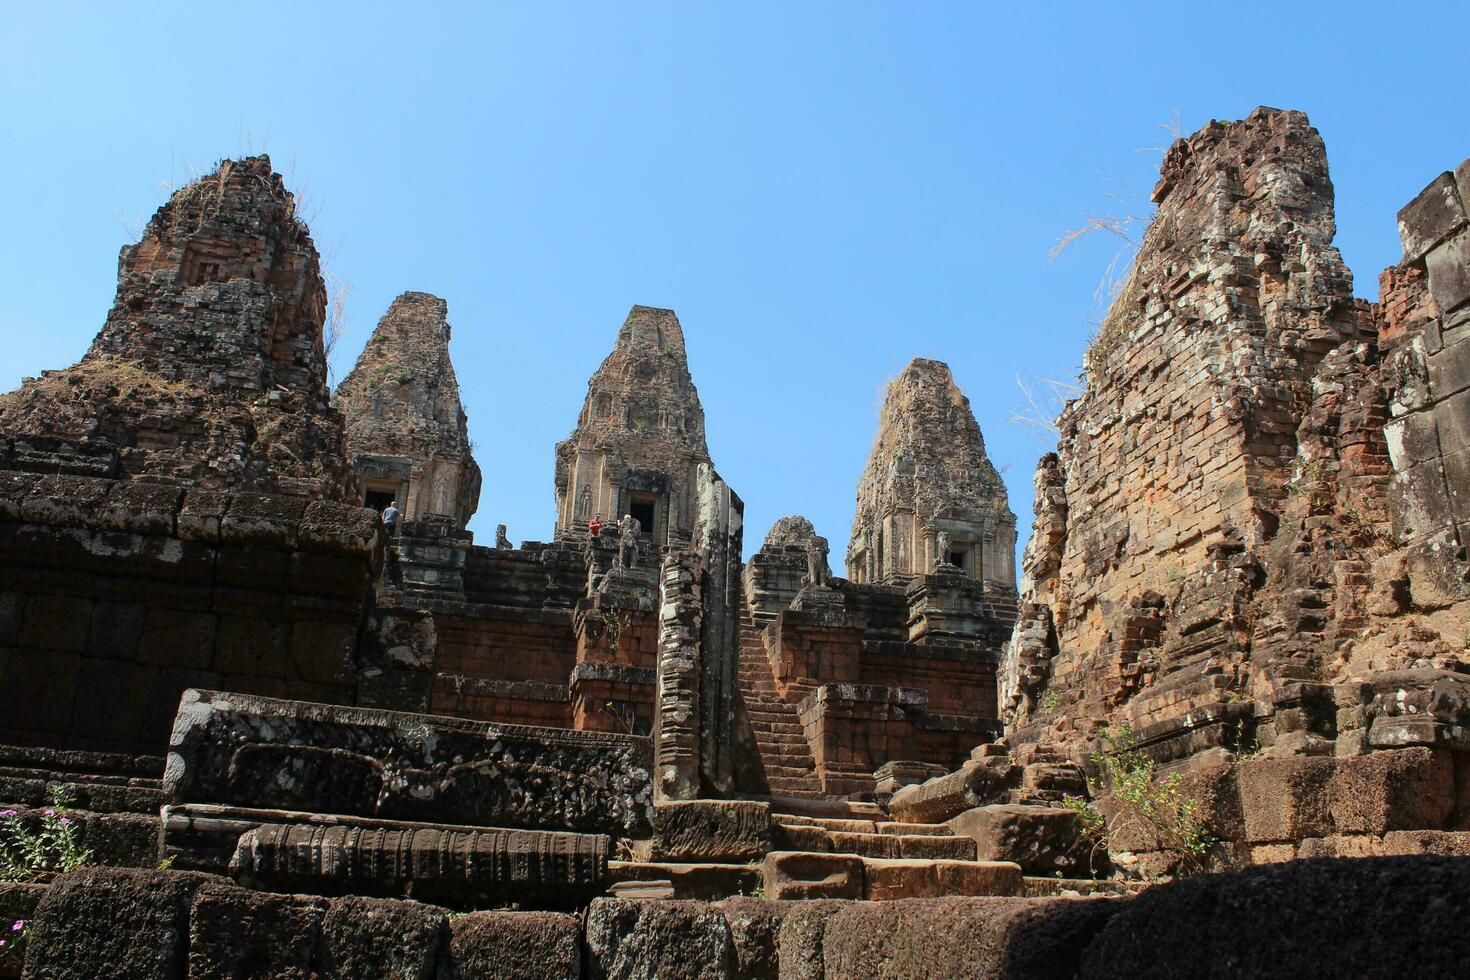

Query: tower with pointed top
left=335, top=291, right=481, bottom=528
left=847, top=358, right=1017, bottom=586
left=554, top=305, right=712, bottom=546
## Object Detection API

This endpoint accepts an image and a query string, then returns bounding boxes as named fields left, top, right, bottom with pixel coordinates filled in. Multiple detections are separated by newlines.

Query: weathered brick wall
left=1002, top=109, right=1470, bottom=772
left=0, top=472, right=379, bottom=755
left=0, top=156, right=353, bottom=500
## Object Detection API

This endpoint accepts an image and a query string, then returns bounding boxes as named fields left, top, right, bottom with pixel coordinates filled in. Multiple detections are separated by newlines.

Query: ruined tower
left=335, top=291, right=482, bottom=528
left=846, top=358, right=1017, bottom=586
left=554, top=305, right=711, bottom=546
left=0, top=155, right=353, bottom=499
left=1001, top=108, right=1372, bottom=752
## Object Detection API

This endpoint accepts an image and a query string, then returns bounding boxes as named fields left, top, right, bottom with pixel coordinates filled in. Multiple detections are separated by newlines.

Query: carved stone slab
left=164, top=689, right=653, bottom=835
left=231, top=821, right=608, bottom=907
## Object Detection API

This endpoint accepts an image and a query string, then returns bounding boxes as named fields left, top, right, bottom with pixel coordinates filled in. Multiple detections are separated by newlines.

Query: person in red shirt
left=588, top=513, right=603, bottom=538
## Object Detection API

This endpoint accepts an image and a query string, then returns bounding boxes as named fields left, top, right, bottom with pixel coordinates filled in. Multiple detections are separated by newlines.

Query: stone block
left=94, top=482, right=180, bottom=536
left=1428, top=233, right=1470, bottom=315
left=0, top=649, right=80, bottom=736
left=0, top=593, right=19, bottom=647
left=188, top=882, right=325, bottom=979
left=887, top=762, right=1015, bottom=824
left=1430, top=334, right=1470, bottom=400
left=861, top=857, right=1023, bottom=899
left=821, top=896, right=1120, bottom=980
left=1329, top=747, right=1454, bottom=834
left=609, top=861, right=759, bottom=901
left=1078, top=856, right=1470, bottom=979
left=18, top=594, right=91, bottom=653
left=20, top=869, right=213, bottom=979
left=177, top=490, right=229, bottom=543
left=219, top=493, right=307, bottom=549
left=773, top=901, right=846, bottom=980
left=1437, top=387, right=1470, bottom=455
left=85, top=601, right=146, bottom=661
left=773, top=822, right=830, bottom=851
left=714, top=897, right=792, bottom=979
left=439, top=910, right=581, bottom=980
left=298, top=500, right=381, bottom=559
left=760, top=851, right=864, bottom=900
left=164, top=689, right=653, bottom=836
left=318, top=896, right=448, bottom=980
left=288, top=620, right=358, bottom=685
left=231, top=821, right=609, bottom=907
left=584, top=898, right=735, bottom=979
left=947, top=803, right=1091, bottom=874
left=1237, top=756, right=1335, bottom=843
left=136, top=608, right=217, bottom=670
left=1398, top=170, right=1467, bottom=263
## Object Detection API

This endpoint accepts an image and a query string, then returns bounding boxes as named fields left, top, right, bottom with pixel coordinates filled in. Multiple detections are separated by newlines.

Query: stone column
left=654, top=550, right=702, bottom=800
left=693, top=463, right=744, bottom=797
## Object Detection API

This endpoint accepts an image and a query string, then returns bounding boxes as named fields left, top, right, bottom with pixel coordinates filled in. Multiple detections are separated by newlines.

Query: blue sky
left=3, top=3, right=1467, bottom=571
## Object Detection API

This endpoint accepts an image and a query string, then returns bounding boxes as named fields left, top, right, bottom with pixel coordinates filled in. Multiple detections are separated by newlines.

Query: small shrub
left=0, top=787, right=92, bottom=884
left=1089, top=725, right=1216, bottom=876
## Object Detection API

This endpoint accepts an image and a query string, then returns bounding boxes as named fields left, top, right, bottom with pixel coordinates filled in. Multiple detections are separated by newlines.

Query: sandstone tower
left=846, top=358, right=1017, bottom=586
left=554, top=305, right=711, bottom=545
left=1000, top=108, right=1470, bottom=762
left=335, top=291, right=482, bottom=528
left=0, top=155, right=353, bottom=499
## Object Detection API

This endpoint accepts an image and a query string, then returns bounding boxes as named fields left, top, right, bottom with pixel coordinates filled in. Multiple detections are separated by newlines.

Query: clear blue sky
left=4, top=3, right=1467, bottom=571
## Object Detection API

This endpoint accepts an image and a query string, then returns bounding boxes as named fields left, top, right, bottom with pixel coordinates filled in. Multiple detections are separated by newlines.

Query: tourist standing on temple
left=588, top=513, right=603, bottom=537
left=382, top=500, right=400, bottom=536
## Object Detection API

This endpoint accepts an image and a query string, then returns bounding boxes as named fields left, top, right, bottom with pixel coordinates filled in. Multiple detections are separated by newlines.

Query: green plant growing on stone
left=0, top=787, right=92, bottom=884
left=1089, top=725, right=1216, bottom=877
left=1040, top=690, right=1060, bottom=714
left=632, top=419, right=649, bottom=433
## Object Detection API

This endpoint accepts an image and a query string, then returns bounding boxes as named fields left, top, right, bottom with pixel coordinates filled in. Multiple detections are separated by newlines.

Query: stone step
left=759, top=851, right=1024, bottom=901
left=761, top=796, right=887, bottom=820
left=608, top=861, right=761, bottom=901
left=877, top=821, right=954, bottom=837
left=1022, top=876, right=1140, bottom=898
left=862, top=858, right=1023, bottom=900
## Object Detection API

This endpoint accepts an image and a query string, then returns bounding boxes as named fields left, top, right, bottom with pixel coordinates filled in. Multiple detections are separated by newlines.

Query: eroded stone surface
left=0, top=156, right=352, bottom=499
left=163, top=689, right=652, bottom=835
left=335, top=291, right=481, bottom=528
left=847, top=359, right=1017, bottom=587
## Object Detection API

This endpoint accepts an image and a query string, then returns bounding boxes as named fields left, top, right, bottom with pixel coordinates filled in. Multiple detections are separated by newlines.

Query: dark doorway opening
left=629, top=499, right=656, bottom=535
left=950, top=550, right=967, bottom=570
left=365, top=489, right=395, bottom=512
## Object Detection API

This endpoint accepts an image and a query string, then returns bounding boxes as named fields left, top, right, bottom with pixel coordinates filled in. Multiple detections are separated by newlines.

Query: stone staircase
left=736, top=611, right=824, bottom=799
left=609, top=801, right=1032, bottom=902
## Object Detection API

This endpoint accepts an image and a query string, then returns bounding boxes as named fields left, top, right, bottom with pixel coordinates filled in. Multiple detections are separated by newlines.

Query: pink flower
left=58, top=817, right=72, bottom=826
left=1, top=938, right=8, bottom=947
left=10, top=920, right=24, bottom=930
left=0, top=810, right=15, bottom=817
left=42, top=808, right=55, bottom=817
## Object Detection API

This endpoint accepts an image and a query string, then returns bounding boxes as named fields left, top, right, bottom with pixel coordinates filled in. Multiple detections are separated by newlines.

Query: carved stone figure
left=935, top=530, right=951, bottom=566
left=618, top=514, right=642, bottom=570
left=495, top=524, right=511, bottom=549
left=805, top=535, right=831, bottom=588
left=578, top=483, right=593, bottom=519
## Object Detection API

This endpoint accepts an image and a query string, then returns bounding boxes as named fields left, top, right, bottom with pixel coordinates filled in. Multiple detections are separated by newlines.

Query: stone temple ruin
left=1, top=109, right=1470, bottom=976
